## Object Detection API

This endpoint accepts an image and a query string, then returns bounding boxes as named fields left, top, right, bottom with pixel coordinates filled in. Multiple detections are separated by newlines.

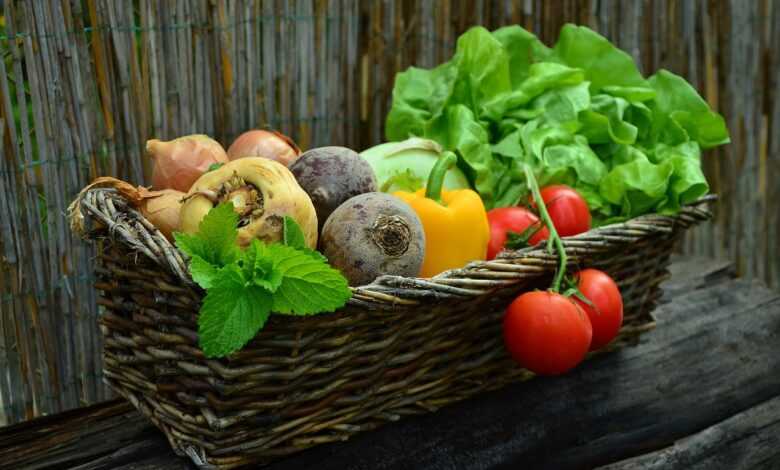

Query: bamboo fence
left=0, top=0, right=777, bottom=426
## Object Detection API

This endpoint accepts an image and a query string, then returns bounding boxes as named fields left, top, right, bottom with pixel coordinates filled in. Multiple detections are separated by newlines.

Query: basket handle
left=68, top=186, right=193, bottom=286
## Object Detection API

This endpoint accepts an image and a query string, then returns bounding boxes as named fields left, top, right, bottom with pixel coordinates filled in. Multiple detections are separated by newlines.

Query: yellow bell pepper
left=394, top=152, right=489, bottom=277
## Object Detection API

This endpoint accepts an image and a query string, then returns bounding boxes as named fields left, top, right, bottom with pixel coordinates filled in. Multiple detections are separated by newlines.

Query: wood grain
left=0, top=0, right=777, bottom=425
left=598, top=395, right=780, bottom=470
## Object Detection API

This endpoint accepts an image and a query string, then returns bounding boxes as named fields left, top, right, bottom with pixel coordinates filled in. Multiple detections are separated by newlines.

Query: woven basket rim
left=69, top=187, right=715, bottom=310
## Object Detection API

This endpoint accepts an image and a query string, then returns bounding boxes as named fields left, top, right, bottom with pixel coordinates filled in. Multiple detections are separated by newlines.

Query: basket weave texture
left=70, top=187, right=713, bottom=469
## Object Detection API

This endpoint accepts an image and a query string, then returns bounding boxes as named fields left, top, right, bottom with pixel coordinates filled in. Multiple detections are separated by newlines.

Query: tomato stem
left=523, top=165, right=567, bottom=293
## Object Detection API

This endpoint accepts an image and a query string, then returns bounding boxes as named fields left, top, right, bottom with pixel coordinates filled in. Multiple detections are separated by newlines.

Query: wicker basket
left=69, top=187, right=713, bottom=469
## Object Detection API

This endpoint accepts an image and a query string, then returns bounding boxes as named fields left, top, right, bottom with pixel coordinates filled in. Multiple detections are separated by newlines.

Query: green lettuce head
left=385, top=23, right=729, bottom=222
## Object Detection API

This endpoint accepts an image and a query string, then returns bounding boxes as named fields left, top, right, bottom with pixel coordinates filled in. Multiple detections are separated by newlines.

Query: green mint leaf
left=253, top=258, right=283, bottom=291
left=197, top=265, right=273, bottom=358
left=263, top=243, right=351, bottom=315
left=173, top=231, right=207, bottom=261
left=175, top=203, right=240, bottom=267
left=207, top=162, right=224, bottom=172
left=301, top=248, right=329, bottom=263
left=283, top=216, right=307, bottom=250
left=241, top=240, right=283, bottom=292
left=282, top=215, right=328, bottom=262
left=189, top=255, right=219, bottom=289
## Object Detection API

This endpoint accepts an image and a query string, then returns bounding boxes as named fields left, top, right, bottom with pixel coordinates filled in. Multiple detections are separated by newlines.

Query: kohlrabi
left=360, top=137, right=470, bottom=193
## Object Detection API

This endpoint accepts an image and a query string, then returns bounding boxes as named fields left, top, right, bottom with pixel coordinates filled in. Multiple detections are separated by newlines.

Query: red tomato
left=503, top=291, right=593, bottom=375
left=486, top=207, right=550, bottom=260
left=573, top=269, right=624, bottom=351
left=533, top=185, right=591, bottom=237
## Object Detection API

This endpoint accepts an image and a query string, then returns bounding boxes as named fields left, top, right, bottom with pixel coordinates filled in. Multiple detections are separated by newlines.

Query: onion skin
left=139, top=189, right=184, bottom=241
left=226, top=130, right=301, bottom=166
left=68, top=176, right=183, bottom=241
left=148, top=135, right=229, bottom=192
left=180, top=157, right=318, bottom=248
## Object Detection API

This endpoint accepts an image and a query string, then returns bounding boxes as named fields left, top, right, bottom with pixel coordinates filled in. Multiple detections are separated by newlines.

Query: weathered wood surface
left=1, top=0, right=778, bottom=427
left=0, top=400, right=184, bottom=470
left=2, top=257, right=780, bottom=470
left=598, top=395, right=780, bottom=470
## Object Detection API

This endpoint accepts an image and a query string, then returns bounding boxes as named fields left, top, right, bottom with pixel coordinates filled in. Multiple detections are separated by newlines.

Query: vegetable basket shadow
left=68, top=188, right=713, bottom=469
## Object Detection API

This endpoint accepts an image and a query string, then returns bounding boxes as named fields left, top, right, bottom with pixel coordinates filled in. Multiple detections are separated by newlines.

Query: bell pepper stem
left=425, top=151, right=457, bottom=203
left=523, top=165, right=567, bottom=293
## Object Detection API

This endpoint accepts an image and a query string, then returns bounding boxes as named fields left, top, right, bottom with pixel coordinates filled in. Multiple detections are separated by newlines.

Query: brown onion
left=226, top=129, right=301, bottom=166
left=67, top=176, right=183, bottom=241
left=148, top=135, right=229, bottom=192
left=138, top=188, right=184, bottom=241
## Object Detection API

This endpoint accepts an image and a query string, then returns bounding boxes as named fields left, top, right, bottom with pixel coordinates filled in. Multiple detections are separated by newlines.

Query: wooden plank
left=0, top=400, right=177, bottom=470
left=6, top=260, right=780, bottom=470
left=597, top=395, right=780, bottom=470
left=660, top=256, right=735, bottom=301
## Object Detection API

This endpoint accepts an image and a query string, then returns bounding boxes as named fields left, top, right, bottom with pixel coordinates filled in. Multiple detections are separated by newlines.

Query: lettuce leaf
left=384, top=23, right=730, bottom=219
left=647, top=70, right=730, bottom=149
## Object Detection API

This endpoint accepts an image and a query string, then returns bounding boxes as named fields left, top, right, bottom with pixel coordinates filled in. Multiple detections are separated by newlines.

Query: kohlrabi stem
left=425, top=151, right=457, bottom=203
left=523, top=165, right=567, bottom=293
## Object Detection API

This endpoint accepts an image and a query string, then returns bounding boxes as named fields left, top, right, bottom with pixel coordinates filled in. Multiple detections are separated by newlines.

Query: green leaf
left=451, top=26, right=513, bottom=107
left=252, top=256, right=284, bottom=292
left=481, top=63, right=585, bottom=122
left=492, top=25, right=553, bottom=87
left=578, top=94, right=638, bottom=145
left=653, top=142, right=709, bottom=213
left=602, top=85, right=656, bottom=102
left=436, top=105, right=508, bottom=208
left=241, top=240, right=284, bottom=292
left=283, top=216, right=307, bottom=250
left=189, top=255, right=219, bottom=289
left=385, top=63, right=457, bottom=142
left=518, top=119, right=607, bottom=187
left=648, top=70, right=730, bottom=149
left=280, top=217, right=328, bottom=262
left=261, top=243, right=351, bottom=315
left=207, top=162, right=225, bottom=172
left=531, top=81, right=591, bottom=127
left=551, top=24, right=647, bottom=92
left=174, top=203, right=240, bottom=267
left=599, top=157, right=674, bottom=218
left=197, top=265, right=273, bottom=358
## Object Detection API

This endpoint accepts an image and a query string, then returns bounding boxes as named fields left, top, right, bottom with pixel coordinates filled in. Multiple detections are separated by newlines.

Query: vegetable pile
left=385, top=24, right=729, bottom=223
left=83, top=23, right=728, bottom=374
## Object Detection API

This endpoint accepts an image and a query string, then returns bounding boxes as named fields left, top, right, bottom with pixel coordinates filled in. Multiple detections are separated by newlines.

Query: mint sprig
left=175, top=203, right=240, bottom=266
left=197, top=265, right=273, bottom=358
left=283, top=215, right=328, bottom=262
left=283, top=215, right=307, bottom=249
left=174, top=204, right=351, bottom=358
